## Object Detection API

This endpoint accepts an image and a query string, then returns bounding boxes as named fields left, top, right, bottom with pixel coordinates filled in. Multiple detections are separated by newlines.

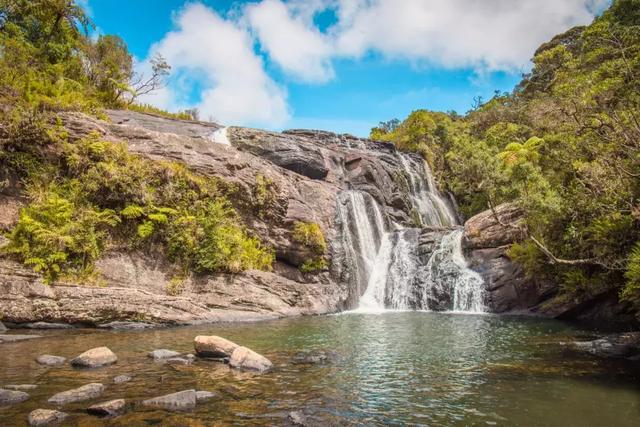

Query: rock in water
left=195, top=390, right=217, bottom=402
left=4, top=384, right=37, bottom=391
left=0, top=388, right=29, bottom=405
left=87, top=399, right=126, bottom=417
left=48, top=383, right=104, bottom=405
left=142, top=389, right=196, bottom=411
left=28, top=409, right=68, bottom=426
left=148, top=349, right=181, bottom=360
left=36, top=355, right=66, bottom=366
left=194, top=335, right=239, bottom=358
left=71, top=347, right=117, bottom=368
left=0, top=334, right=41, bottom=343
left=113, top=375, right=132, bottom=384
left=0, top=321, right=6, bottom=332
left=229, top=346, right=273, bottom=372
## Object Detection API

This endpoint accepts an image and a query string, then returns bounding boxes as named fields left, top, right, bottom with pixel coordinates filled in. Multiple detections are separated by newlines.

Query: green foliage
left=250, top=174, right=284, bottom=220
left=300, top=257, right=329, bottom=274
left=292, top=221, right=328, bottom=273
left=623, top=243, right=640, bottom=305
left=127, top=103, right=193, bottom=120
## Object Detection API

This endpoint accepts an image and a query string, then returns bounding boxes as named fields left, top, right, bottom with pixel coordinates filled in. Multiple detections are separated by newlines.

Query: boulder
left=4, top=384, right=37, bottom=391
left=148, top=349, right=181, bottom=360
left=113, top=374, right=132, bottom=384
left=195, top=390, right=217, bottom=402
left=194, top=335, right=239, bottom=358
left=36, top=355, right=66, bottom=366
left=70, top=347, right=117, bottom=368
left=566, top=332, right=640, bottom=360
left=463, top=203, right=524, bottom=250
left=142, top=389, right=196, bottom=411
left=48, top=383, right=104, bottom=405
left=229, top=346, right=273, bottom=372
left=87, top=399, right=126, bottom=417
left=28, top=409, right=68, bottom=426
left=0, top=388, right=29, bottom=405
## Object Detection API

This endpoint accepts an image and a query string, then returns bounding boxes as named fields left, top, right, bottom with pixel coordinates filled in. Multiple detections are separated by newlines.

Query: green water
left=0, top=312, right=639, bottom=426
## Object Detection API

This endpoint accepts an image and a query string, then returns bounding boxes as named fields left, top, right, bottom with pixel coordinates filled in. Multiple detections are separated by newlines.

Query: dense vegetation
left=0, top=0, right=275, bottom=285
left=371, top=0, right=640, bottom=314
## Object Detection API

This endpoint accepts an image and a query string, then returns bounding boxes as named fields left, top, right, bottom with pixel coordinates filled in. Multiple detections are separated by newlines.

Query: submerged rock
left=4, top=384, right=37, bottom=391
left=87, top=399, right=126, bottom=417
left=28, top=409, right=68, bottom=426
left=21, top=322, right=73, bottom=330
left=113, top=374, right=132, bottom=384
left=194, top=335, right=239, bottom=358
left=36, top=355, right=66, bottom=366
left=142, top=389, right=196, bottom=411
left=98, top=321, right=156, bottom=330
left=48, top=383, right=104, bottom=405
left=0, top=388, right=29, bottom=405
left=166, top=356, right=193, bottom=365
left=292, top=351, right=337, bottom=365
left=287, top=410, right=308, bottom=426
left=71, top=347, right=117, bottom=368
left=229, top=346, right=273, bottom=372
left=0, top=334, right=41, bottom=343
left=195, top=390, right=217, bottom=402
left=148, top=349, right=181, bottom=360
left=567, top=332, right=640, bottom=360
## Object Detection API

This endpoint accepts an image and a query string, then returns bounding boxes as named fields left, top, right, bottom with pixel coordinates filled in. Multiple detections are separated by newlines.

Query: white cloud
left=140, top=2, right=289, bottom=127
left=330, top=0, right=605, bottom=71
left=244, top=0, right=334, bottom=83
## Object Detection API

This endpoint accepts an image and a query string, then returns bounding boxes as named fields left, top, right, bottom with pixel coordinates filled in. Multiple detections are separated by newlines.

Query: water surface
left=1, top=312, right=638, bottom=426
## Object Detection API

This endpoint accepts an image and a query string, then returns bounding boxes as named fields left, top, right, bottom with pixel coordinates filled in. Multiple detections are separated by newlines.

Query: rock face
left=71, top=347, right=117, bottom=368
left=48, top=383, right=104, bottom=405
left=229, top=346, right=273, bottom=372
left=0, top=388, right=29, bottom=405
left=28, top=409, right=68, bottom=426
left=194, top=335, right=239, bottom=358
left=0, top=109, right=439, bottom=325
left=36, top=355, right=66, bottom=366
left=142, top=389, right=196, bottom=411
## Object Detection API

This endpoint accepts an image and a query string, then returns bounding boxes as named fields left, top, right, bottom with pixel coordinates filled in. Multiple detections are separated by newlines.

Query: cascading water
left=342, top=152, right=485, bottom=313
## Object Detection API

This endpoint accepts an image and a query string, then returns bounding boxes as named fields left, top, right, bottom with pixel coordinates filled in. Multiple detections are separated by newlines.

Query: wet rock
left=0, top=388, right=29, bottom=405
left=113, top=375, right=132, bottom=384
left=142, top=389, right=196, bottom=411
left=0, top=321, right=6, bottom=332
left=292, top=351, right=337, bottom=365
left=48, top=383, right=104, bottom=405
left=87, top=399, right=126, bottom=417
left=0, top=334, right=41, bottom=343
left=28, top=409, right=68, bottom=426
left=288, top=410, right=308, bottom=426
left=36, top=355, right=66, bottom=366
left=21, top=322, right=72, bottom=330
left=148, top=349, right=181, bottom=360
left=229, top=346, right=273, bottom=372
left=166, top=356, right=193, bottom=365
left=195, top=390, right=217, bottom=402
left=71, top=347, right=117, bottom=368
left=4, top=384, right=37, bottom=391
left=194, top=335, right=239, bottom=358
left=566, top=332, right=640, bottom=360
left=98, top=321, right=156, bottom=330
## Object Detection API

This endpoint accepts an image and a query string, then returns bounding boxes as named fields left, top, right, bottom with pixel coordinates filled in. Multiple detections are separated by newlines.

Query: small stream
left=1, top=313, right=639, bottom=426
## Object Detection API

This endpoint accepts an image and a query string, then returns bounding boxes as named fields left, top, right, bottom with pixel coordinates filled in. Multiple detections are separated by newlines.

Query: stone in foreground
left=36, top=355, right=66, bottom=366
left=28, top=409, right=68, bottom=426
left=70, top=347, right=117, bottom=368
left=142, top=389, right=196, bottom=411
left=195, top=390, right=217, bottom=402
left=148, top=349, right=181, bottom=360
left=0, top=388, right=29, bottom=405
left=87, top=399, right=126, bottom=417
left=113, top=374, right=132, bottom=384
left=194, top=335, right=239, bottom=358
left=4, top=384, right=37, bottom=391
left=48, top=383, right=104, bottom=405
left=229, top=346, right=273, bottom=372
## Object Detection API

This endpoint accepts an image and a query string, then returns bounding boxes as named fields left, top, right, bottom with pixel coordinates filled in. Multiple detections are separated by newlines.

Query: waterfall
left=343, top=152, right=485, bottom=313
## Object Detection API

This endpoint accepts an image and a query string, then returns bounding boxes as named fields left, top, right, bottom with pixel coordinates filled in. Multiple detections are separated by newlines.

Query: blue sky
left=84, top=0, right=606, bottom=136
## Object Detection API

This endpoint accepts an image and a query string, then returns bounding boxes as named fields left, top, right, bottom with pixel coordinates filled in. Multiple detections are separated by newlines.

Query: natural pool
left=1, top=312, right=639, bottom=426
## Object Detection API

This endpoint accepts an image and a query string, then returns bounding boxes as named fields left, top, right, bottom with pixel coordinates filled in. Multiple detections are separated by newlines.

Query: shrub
left=292, top=221, right=328, bottom=273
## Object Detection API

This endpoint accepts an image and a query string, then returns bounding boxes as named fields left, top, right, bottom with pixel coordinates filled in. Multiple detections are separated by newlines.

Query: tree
left=127, top=53, right=170, bottom=105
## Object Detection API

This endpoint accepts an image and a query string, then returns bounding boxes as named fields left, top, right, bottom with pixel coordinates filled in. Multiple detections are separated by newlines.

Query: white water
left=210, top=127, right=231, bottom=145
left=345, top=153, right=485, bottom=314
